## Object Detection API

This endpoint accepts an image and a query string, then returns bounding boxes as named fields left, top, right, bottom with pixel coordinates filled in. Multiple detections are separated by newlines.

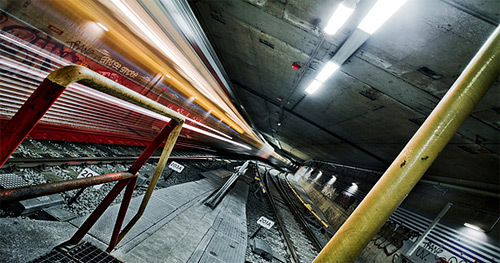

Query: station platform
left=287, top=176, right=331, bottom=229
left=0, top=170, right=249, bottom=263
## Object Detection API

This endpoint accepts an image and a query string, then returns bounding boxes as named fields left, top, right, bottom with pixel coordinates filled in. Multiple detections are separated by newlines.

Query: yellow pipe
left=313, top=25, right=500, bottom=263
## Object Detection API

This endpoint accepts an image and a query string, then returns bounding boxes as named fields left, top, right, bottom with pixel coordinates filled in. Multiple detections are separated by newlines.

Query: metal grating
left=0, top=173, right=29, bottom=189
left=30, top=242, right=123, bottom=263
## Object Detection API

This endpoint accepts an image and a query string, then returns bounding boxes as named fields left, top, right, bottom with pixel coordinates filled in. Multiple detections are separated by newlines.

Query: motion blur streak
left=107, top=0, right=247, bottom=135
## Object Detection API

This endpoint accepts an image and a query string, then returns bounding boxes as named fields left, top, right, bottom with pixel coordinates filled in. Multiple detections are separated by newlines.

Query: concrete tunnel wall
left=296, top=176, right=500, bottom=263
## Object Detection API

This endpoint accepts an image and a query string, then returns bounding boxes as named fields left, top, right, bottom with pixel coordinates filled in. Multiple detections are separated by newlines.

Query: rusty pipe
left=0, top=172, right=136, bottom=203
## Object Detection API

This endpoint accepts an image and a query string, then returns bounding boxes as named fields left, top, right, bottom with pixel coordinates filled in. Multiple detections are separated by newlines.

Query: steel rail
left=1, top=155, right=220, bottom=168
left=259, top=167, right=299, bottom=263
left=271, top=175, right=324, bottom=251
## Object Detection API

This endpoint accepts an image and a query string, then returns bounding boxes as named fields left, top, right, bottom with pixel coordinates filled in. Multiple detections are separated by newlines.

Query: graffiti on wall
left=0, top=11, right=216, bottom=134
left=412, top=240, right=469, bottom=263
left=100, top=56, right=138, bottom=78
left=0, top=24, right=82, bottom=70
left=372, top=220, right=419, bottom=256
left=66, top=40, right=95, bottom=57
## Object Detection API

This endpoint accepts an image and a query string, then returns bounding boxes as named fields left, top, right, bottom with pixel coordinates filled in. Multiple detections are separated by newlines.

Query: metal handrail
left=0, top=65, right=185, bottom=251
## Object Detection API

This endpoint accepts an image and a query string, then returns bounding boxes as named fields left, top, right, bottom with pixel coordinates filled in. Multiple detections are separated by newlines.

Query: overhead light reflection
left=314, top=171, right=323, bottom=181
left=326, top=176, right=337, bottom=185
left=96, top=22, right=109, bottom=31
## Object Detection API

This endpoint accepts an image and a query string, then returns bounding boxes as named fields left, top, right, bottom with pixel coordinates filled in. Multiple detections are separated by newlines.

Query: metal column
left=406, top=202, right=453, bottom=256
left=313, top=25, right=500, bottom=263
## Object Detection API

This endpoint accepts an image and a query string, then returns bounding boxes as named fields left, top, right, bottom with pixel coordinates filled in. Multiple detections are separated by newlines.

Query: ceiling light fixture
left=305, top=79, right=323, bottom=94
left=463, top=223, right=485, bottom=232
left=305, top=62, right=340, bottom=94
left=358, top=0, right=408, bottom=34
left=324, top=3, right=355, bottom=35
left=316, top=62, right=340, bottom=82
left=346, top=183, right=358, bottom=196
left=96, top=22, right=109, bottom=32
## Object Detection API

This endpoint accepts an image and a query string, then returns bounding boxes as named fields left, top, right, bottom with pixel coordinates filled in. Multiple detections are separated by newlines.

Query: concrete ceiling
left=189, top=0, right=499, bottom=208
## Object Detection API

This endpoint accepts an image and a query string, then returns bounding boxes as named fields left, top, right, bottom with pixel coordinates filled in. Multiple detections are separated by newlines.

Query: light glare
left=305, top=79, right=323, bottom=94
left=96, top=22, right=109, bottom=32
left=346, top=183, right=358, bottom=196
left=463, top=223, right=485, bottom=232
left=358, top=0, right=407, bottom=34
left=316, top=62, right=340, bottom=82
left=324, top=4, right=354, bottom=35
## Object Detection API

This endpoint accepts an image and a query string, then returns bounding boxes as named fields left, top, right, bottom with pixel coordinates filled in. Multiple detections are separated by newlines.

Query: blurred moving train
left=0, top=0, right=292, bottom=167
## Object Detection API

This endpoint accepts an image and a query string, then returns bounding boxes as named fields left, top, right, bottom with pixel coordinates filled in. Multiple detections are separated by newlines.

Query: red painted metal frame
left=0, top=65, right=184, bottom=250
left=0, top=79, right=66, bottom=167
left=109, top=120, right=178, bottom=249
left=67, top=121, right=178, bottom=246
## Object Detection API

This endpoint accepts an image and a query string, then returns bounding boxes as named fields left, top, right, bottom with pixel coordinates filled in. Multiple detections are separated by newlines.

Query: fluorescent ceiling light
left=358, top=0, right=407, bottom=34
left=316, top=62, right=340, bottom=82
left=324, top=3, right=354, bottom=35
left=305, top=79, right=323, bottom=94
left=464, top=223, right=485, bottom=232
left=96, top=22, right=109, bottom=31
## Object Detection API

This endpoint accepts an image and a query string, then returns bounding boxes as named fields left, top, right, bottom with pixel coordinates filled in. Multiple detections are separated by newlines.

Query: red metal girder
left=128, top=120, right=179, bottom=174
left=68, top=178, right=130, bottom=245
left=0, top=79, right=67, bottom=167
left=108, top=176, right=137, bottom=251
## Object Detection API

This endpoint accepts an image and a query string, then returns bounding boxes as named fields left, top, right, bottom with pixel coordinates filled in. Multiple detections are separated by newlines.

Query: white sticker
left=168, top=161, right=185, bottom=173
left=77, top=168, right=102, bottom=189
left=257, top=216, right=275, bottom=229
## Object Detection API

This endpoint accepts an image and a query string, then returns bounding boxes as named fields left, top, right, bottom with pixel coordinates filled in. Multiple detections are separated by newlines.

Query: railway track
left=0, top=139, right=239, bottom=218
left=257, top=165, right=326, bottom=263
left=3, top=155, right=221, bottom=169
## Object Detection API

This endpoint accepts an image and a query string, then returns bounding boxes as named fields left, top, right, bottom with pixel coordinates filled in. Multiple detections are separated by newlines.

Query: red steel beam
left=0, top=79, right=66, bottom=167
left=128, top=121, right=179, bottom=174
left=0, top=65, right=185, bottom=168
left=108, top=121, right=179, bottom=250
left=0, top=65, right=185, bottom=248
left=108, top=176, right=137, bottom=251
left=68, top=178, right=131, bottom=244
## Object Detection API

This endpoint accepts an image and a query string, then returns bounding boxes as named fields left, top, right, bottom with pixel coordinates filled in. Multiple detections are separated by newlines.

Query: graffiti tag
left=372, top=220, right=419, bottom=256
left=66, top=40, right=94, bottom=56
left=100, top=56, right=138, bottom=78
